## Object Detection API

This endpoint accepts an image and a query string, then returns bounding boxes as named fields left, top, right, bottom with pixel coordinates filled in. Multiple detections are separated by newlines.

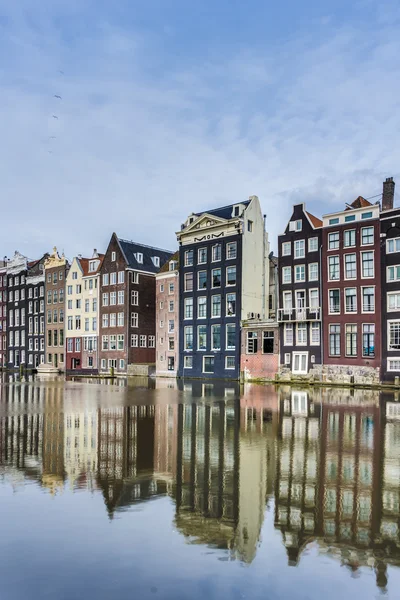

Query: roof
left=118, top=238, right=174, bottom=273
left=346, top=196, right=372, bottom=210
left=79, top=254, right=104, bottom=277
left=194, top=200, right=251, bottom=221
left=306, top=211, right=323, bottom=228
left=158, top=251, right=179, bottom=274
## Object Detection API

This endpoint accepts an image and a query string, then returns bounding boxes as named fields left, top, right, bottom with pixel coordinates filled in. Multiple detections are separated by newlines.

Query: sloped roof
left=306, top=211, right=323, bottom=228
left=193, top=200, right=251, bottom=221
left=79, top=254, right=104, bottom=277
left=346, top=196, right=372, bottom=210
left=158, top=251, right=179, bottom=274
left=118, top=238, right=174, bottom=273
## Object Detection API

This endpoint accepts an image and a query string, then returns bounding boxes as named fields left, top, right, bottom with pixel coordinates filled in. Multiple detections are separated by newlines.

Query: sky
left=1, top=0, right=400, bottom=260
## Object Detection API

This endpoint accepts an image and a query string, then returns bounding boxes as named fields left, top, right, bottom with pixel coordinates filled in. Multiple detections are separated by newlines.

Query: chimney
left=382, top=177, right=395, bottom=211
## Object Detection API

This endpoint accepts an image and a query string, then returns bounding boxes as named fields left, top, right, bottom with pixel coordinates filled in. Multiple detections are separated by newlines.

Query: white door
left=292, top=352, right=308, bottom=375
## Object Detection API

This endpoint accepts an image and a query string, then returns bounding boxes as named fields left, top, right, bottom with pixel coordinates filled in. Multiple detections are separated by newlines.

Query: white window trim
left=310, top=322, right=320, bottom=346
left=344, top=287, right=357, bottom=315
left=387, top=291, right=400, bottom=313
left=308, top=237, right=318, bottom=252
left=387, top=319, right=400, bottom=352
left=386, top=237, right=400, bottom=254
left=387, top=357, right=400, bottom=372
left=344, top=322, right=358, bottom=358
left=387, top=265, right=400, bottom=283
left=327, top=255, right=340, bottom=282
left=292, top=351, right=308, bottom=375
left=361, top=285, right=375, bottom=314
left=282, top=242, right=291, bottom=257
left=360, top=226, right=374, bottom=246
left=282, top=266, right=292, bottom=285
left=294, top=264, right=306, bottom=283
left=343, top=253, right=357, bottom=280
left=328, top=323, right=341, bottom=357
left=360, top=250, right=375, bottom=280
left=308, top=262, right=319, bottom=282
left=308, top=288, right=319, bottom=311
left=284, top=323, right=293, bottom=346
left=328, top=231, right=340, bottom=252
left=328, top=288, right=341, bottom=315
left=343, top=229, right=356, bottom=248
left=296, top=323, right=307, bottom=346
left=225, top=357, right=235, bottom=370
left=294, top=239, right=305, bottom=260
left=202, top=355, right=214, bottom=374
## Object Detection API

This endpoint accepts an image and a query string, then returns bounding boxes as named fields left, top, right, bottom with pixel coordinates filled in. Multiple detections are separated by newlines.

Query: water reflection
left=1, top=379, right=400, bottom=590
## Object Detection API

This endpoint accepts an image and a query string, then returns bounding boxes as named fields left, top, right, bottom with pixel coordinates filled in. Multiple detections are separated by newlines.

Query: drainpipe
left=262, top=214, right=266, bottom=319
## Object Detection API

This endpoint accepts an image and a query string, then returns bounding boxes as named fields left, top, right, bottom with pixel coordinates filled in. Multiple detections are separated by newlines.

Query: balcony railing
left=278, top=307, right=321, bottom=322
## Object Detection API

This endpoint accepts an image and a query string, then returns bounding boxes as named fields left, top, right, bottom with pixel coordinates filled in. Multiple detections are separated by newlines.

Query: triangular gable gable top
left=182, top=212, right=229, bottom=235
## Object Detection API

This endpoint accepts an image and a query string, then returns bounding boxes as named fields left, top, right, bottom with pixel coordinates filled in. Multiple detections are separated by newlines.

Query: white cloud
left=0, top=0, right=399, bottom=260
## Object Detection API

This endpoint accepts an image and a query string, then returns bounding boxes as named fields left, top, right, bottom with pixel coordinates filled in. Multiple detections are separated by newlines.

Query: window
left=309, top=289, right=319, bottom=311
left=184, top=272, right=193, bottom=291
left=308, top=263, right=319, bottom=281
left=131, top=334, right=138, bottom=347
left=67, top=316, right=73, bottom=330
left=183, top=297, right=193, bottom=319
left=362, top=287, right=375, bottom=312
left=387, top=265, right=400, bottom=282
left=361, top=211, right=373, bottom=219
left=361, top=252, right=374, bottom=278
left=311, top=322, right=320, bottom=345
left=118, top=271, right=125, bottom=284
left=292, top=352, right=308, bottom=374
left=387, top=238, right=400, bottom=254
left=361, top=227, right=374, bottom=245
left=294, top=265, right=305, bottom=282
left=328, top=232, right=339, bottom=250
left=76, top=285, right=81, bottom=294
left=344, top=214, right=355, bottom=222
left=102, top=274, right=109, bottom=286
left=283, top=291, right=292, bottom=312
left=212, top=268, right=221, bottom=288
left=169, top=261, right=177, bottom=272
left=111, top=251, right=116, bottom=261
left=117, top=291, right=124, bottom=304
left=289, top=220, right=302, bottom=232
left=225, top=356, right=235, bottom=369
left=75, top=316, right=81, bottom=330
left=282, top=266, right=291, bottom=284
left=282, top=242, right=291, bottom=256
left=343, top=229, right=356, bottom=248
left=329, top=324, right=341, bottom=356
left=345, top=288, right=357, bottom=313
left=102, top=314, right=109, bottom=328
left=203, top=356, right=214, bottom=373
left=110, top=292, right=116, bottom=305
left=329, top=218, right=339, bottom=225
left=67, top=339, right=73, bottom=352
left=198, top=325, right=207, bottom=350
left=168, top=283, right=174, bottom=294
left=110, top=273, right=117, bottom=285
left=47, top=291, right=52, bottom=304
left=75, top=338, right=81, bottom=352
left=132, top=272, right=139, bottom=284
left=389, top=322, right=400, bottom=350
left=197, top=297, right=207, bottom=319
left=212, top=295, right=221, bottom=317
left=346, top=324, right=357, bottom=357
left=329, top=289, right=340, bottom=314
left=198, top=271, right=207, bottom=289
left=388, top=359, right=400, bottom=371
left=131, top=312, right=138, bottom=327
left=262, top=331, right=274, bottom=354
left=72, top=271, right=77, bottom=280
left=226, top=293, right=236, bottom=316
left=109, top=335, right=116, bottom=350
left=284, top=323, right=293, bottom=345
left=76, top=299, right=81, bottom=309
left=183, top=355, right=193, bottom=369
left=53, top=309, right=58, bottom=323
left=247, top=220, right=253, bottom=232
left=168, top=320, right=174, bottom=333
left=102, top=293, right=109, bottom=307
left=168, top=337, right=174, bottom=350
left=85, top=299, right=89, bottom=313
left=226, top=242, right=237, bottom=260
left=388, top=293, right=400, bottom=312
left=184, top=326, right=193, bottom=350
left=117, top=313, right=124, bottom=327
left=226, top=323, right=236, bottom=349
left=328, top=256, right=340, bottom=280
left=169, top=300, right=174, bottom=312
left=136, top=253, right=143, bottom=264
left=247, top=331, right=258, bottom=353
left=226, top=266, right=237, bottom=286
left=185, top=250, right=194, bottom=266
left=102, top=335, right=109, bottom=350
left=363, top=324, right=375, bottom=357
left=211, top=324, right=221, bottom=350
left=297, top=323, right=307, bottom=345
left=198, top=248, right=207, bottom=264
left=294, top=240, right=305, bottom=259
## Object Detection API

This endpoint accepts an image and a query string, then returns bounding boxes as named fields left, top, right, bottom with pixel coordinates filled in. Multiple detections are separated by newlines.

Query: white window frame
left=308, top=237, right=318, bottom=252
left=282, top=242, right=291, bottom=256
left=344, top=287, right=357, bottom=314
left=111, top=251, right=116, bottom=261
left=310, top=322, right=320, bottom=346
left=296, top=323, right=307, bottom=346
left=284, top=323, right=293, bottom=346
left=344, top=253, right=357, bottom=280
left=294, top=265, right=305, bottom=283
left=387, top=358, right=400, bottom=372
left=328, top=232, right=340, bottom=251
left=387, top=292, right=400, bottom=312
left=361, top=226, right=374, bottom=246
left=386, top=238, right=400, bottom=254
left=294, top=240, right=305, bottom=259
left=292, top=352, right=308, bottom=375
left=282, top=266, right=291, bottom=284
left=361, top=286, right=375, bottom=314
left=361, top=251, right=375, bottom=279
left=328, top=255, right=340, bottom=281
left=308, top=263, right=319, bottom=282
left=328, top=289, right=340, bottom=315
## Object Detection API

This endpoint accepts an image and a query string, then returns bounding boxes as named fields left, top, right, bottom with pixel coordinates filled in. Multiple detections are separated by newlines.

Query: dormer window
left=136, top=253, right=143, bottom=264
left=169, top=260, right=177, bottom=271
left=234, top=205, right=240, bottom=217
left=152, top=256, right=160, bottom=267
left=289, top=220, right=302, bottom=232
left=89, top=260, right=98, bottom=272
left=189, top=216, right=195, bottom=224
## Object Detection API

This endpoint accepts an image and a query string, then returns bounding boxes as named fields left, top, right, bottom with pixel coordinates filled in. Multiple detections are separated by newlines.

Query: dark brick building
left=44, top=248, right=69, bottom=371
left=0, top=260, right=7, bottom=368
left=98, top=233, right=172, bottom=374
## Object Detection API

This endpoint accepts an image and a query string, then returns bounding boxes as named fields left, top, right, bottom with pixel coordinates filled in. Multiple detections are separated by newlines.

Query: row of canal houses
left=0, top=176, right=399, bottom=384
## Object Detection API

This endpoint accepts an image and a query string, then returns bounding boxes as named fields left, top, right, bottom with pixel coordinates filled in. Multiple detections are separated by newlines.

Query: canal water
left=0, top=377, right=399, bottom=600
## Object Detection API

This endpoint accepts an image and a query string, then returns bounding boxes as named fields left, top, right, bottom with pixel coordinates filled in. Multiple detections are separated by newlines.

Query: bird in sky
left=54, top=95, right=62, bottom=99
left=52, top=115, right=58, bottom=119
left=58, top=70, right=64, bottom=75
left=49, top=136, right=56, bottom=139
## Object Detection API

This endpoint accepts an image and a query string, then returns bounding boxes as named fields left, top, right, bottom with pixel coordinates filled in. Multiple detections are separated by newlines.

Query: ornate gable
left=44, top=247, right=67, bottom=269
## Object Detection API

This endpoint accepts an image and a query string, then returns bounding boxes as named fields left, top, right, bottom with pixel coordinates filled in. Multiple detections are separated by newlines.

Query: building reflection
left=1, top=378, right=400, bottom=578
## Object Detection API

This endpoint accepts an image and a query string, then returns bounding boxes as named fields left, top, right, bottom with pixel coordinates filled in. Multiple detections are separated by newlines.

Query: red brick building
left=240, top=321, right=279, bottom=381
left=98, top=233, right=173, bottom=375
left=322, top=197, right=381, bottom=379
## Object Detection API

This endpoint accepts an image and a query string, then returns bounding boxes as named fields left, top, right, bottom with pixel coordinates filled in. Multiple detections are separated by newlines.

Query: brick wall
left=240, top=324, right=279, bottom=381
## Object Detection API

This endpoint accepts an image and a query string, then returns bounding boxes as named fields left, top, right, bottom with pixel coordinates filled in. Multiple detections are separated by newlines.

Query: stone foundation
left=127, top=363, right=155, bottom=377
left=277, top=363, right=381, bottom=386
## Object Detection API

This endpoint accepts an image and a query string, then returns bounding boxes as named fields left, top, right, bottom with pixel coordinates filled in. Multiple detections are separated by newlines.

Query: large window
left=344, top=229, right=356, bottom=248
left=263, top=331, right=274, bottom=354
left=309, top=289, right=319, bottom=311
left=198, top=248, right=207, bottom=264
left=197, top=297, right=207, bottom=318
left=328, top=256, right=340, bottom=280
left=203, top=356, right=214, bottom=374
left=345, top=288, right=357, bottom=313
left=361, top=227, right=374, bottom=245
left=198, top=271, right=207, bottom=289
left=284, top=323, right=293, bottom=345
left=294, top=265, right=305, bottom=282
left=282, top=267, right=291, bottom=284
left=329, top=324, right=340, bottom=356
left=197, top=325, right=207, bottom=350
left=226, top=293, right=236, bottom=316
left=247, top=331, right=258, bottom=353
left=212, top=244, right=221, bottom=262
left=282, top=242, right=291, bottom=256
left=212, top=268, right=221, bottom=288
left=211, top=325, right=221, bottom=350
left=388, top=292, right=400, bottom=312
left=344, top=254, right=356, bottom=279
left=345, top=324, right=357, bottom=357
left=283, top=291, right=292, bottom=312
left=294, top=240, right=305, bottom=259
left=387, top=238, right=400, bottom=254
left=226, top=324, right=236, bottom=349
left=184, top=297, right=193, bottom=319
left=387, top=265, right=400, bottom=282
left=226, top=242, right=237, bottom=260
left=184, top=272, right=193, bottom=291
left=361, top=252, right=374, bottom=278
left=309, top=263, right=319, bottom=281
left=309, top=238, right=318, bottom=252
left=184, top=356, right=193, bottom=369
left=212, top=295, right=221, bottom=317
left=311, top=322, right=320, bottom=345
left=226, top=266, right=237, bottom=286
left=297, top=323, right=307, bottom=345
left=329, top=289, right=340, bottom=314
left=185, top=250, right=194, bottom=266
left=389, top=322, right=400, bottom=350
left=362, top=287, right=375, bottom=312
left=328, top=232, right=340, bottom=250
left=184, top=326, right=193, bottom=350
left=363, top=324, right=375, bottom=357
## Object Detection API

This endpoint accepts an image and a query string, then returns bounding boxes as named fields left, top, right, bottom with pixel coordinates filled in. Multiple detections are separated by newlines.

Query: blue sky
left=1, top=0, right=399, bottom=259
